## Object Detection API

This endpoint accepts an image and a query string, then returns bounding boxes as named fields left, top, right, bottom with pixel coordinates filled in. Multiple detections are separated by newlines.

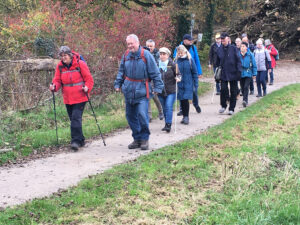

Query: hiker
left=239, top=42, right=257, bottom=107
left=209, top=33, right=222, bottom=95
left=157, top=47, right=180, bottom=132
left=114, top=34, right=163, bottom=150
left=216, top=32, right=242, bottom=115
left=264, top=39, right=277, bottom=85
left=254, top=39, right=272, bottom=97
left=242, top=34, right=256, bottom=95
left=174, top=45, right=198, bottom=125
left=173, top=34, right=202, bottom=115
left=145, top=39, right=164, bottom=122
left=49, top=46, right=94, bottom=151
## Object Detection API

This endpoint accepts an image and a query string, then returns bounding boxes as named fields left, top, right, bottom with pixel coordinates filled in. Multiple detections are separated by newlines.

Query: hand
left=268, top=69, right=271, bottom=73
left=198, top=75, right=202, bottom=79
left=208, top=64, right=211, bottom=68
left=115, top=88, right=120, bottom=92
left=82, top=86, right=89, bottom=93
left=49, top=84, right=55, bottom=91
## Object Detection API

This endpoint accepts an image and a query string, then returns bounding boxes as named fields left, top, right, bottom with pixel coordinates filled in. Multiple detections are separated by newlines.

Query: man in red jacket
left=265, top=39, right=277, bottom=85
left=49, top=46, right=94, bottom=151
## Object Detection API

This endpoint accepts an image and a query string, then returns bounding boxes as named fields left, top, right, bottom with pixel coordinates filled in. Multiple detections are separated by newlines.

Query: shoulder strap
left=140, top=48, right=147, bottom=64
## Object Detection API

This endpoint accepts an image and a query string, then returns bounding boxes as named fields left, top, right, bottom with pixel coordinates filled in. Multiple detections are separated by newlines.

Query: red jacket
left=52, top=55, right=94, bottom=105
left=265, top=44, right=277, bottom=69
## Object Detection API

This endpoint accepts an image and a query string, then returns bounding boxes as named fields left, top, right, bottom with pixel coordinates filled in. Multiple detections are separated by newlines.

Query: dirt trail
left=1, top=60, right=299, bottom=208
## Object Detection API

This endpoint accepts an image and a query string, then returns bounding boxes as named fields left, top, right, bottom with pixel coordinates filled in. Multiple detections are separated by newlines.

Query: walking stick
left=51, top=88, right=59, bottom=145
left=84, top=89, right=106, bottom=146
left=174, top=63, right=179, bottom=134
left=210, top=67, right=216, bottom=104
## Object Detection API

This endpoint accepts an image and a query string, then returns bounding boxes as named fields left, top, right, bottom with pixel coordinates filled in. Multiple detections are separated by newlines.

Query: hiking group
left=49, top=32, right=278, bottom=151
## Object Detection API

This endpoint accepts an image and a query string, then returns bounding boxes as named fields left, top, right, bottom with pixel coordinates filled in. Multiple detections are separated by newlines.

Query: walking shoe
left=250, top=90, right=254, bottom=95
left=165, top=123, right=171, bottom=133
left=79, top=141, right=85, bottom=147
left=228, top=110, right=234, bottom=115
left=161, top=124, right=167, bottom=131
left=242, top=101, right=247, bottom=107
left=216, top=92, right=220, bottom=95
left=256, top=94, right=262, bottom=97
left=182, top=116, right=189, bottom=125
left=128, top=140, right=141, bottom=149
left=269, top=82, right=273, bottom=85
left=159, top=112, right=164, bottom=120
left=219, top=107, right=226, bottom=114
left=140, top=140, right=149, bottom=150
left=195, top=106, right=201, bottom=113
left=240, top=93, right=243, bottom=96
left=71, top=142, right=80, bottom=151
left=177, top=111, right=183, bottom=116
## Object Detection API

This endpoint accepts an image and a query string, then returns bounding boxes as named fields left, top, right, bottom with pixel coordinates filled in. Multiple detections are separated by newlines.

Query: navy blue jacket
left=114, top=46, right=164, bottom=104
left=216, top=44, right=242, bottom=81
left=176, top=57, right=198, bottom=100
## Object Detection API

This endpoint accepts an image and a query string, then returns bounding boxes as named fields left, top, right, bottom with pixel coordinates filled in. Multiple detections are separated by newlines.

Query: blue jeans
left=267, top=68, right=274, bottom=83
left=158, top=93, right=176, bottom=124
left=257, top=71, right=267, bottom=95
left=125, top=99, right=150, bottom=141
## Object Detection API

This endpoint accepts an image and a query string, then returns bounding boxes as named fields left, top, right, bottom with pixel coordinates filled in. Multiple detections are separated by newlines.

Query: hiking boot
left=228, top=110, right=234, bottom=115
left=159, top=113, right=164, bottom=120
left=140, top=140, right=149, bottom=150
left=242, top=101, right=247, bottom=107
left=182, top=116, right=189, bottom=125
left=71, top=142, right=80, bottom=151
left=269, top=82, right=273, bottom=85
left=195, top=106, right=201, bottom=113
left=249, top=90, right=254, bottom=95
left=128, top=140, right=141, bottom=149
left=177, top=111, right=183, bottom=116
left=216, top=92, right=220, bottom=95
left=165, top=123, right=171, bottom=133
left=219, top=107, right=226, bottom=114
left=161, top=124, right=167, bottom=131
left=79, top=141, right=85, bottom=147
left=256, top=94, right=262, bottom=98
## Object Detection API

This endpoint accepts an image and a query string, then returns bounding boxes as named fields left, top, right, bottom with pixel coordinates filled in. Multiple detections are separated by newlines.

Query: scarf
left=159, top=60, right=169, bottom=72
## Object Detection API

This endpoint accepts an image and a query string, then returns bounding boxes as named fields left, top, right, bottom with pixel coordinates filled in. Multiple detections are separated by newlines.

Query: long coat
left=176, top=57, right=198, bottom=100
left=216, top=44, right=242, bottom=81
left=52, top=55, right=94, bottom=105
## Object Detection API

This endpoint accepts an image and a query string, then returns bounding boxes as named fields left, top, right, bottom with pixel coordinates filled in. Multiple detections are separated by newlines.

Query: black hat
left=183, top=34, right=193, bottom=41
left=220, top=32, right=229, bottom=39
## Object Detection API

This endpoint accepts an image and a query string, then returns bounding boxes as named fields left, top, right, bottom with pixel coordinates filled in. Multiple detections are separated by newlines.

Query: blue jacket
left=114, top=46, right=164, bottom=104
left=239, top=50, right=257, bottom=78
left=216, top=44, right=242, bottom=81
left=173, top=43, right=202, bottom=75
left=176, top=57, right=198, bottom=100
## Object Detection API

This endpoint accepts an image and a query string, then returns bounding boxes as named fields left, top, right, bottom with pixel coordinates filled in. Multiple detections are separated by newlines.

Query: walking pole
left=174, top=63, right=179, bottom=134
left=83, top=88, right=106, bottom=146
left=211, top=85, right=216, bottom=104
left=51, top=87, right=59, bottom=145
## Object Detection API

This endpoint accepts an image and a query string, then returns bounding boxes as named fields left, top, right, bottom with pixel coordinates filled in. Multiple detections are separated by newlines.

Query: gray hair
left=235, top=38, right=241, bottom=43
left=146, top=39, right=155, bottom=45
left=256, top=39, right=263, bottom=45
left=59, top=46, right=72, bottom=56
left=264, top=39, right=272, bottom=46
left=126, top=34, right=139, bottom=43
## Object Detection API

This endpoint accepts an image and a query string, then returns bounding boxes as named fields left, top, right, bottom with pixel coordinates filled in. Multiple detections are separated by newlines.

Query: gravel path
left=1, top=60, right=299, bottom=208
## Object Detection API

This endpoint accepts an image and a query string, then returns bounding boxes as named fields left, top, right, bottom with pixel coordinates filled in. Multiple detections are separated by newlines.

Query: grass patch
left=0, top=84, right=298, bottom=225
left=0, top=82, right=212, bottom=166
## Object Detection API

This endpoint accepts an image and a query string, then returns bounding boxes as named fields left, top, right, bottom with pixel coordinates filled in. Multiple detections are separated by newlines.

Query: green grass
left=0, top=82, right=212, bottom=165
left=0, top=84, right=299, bottom=224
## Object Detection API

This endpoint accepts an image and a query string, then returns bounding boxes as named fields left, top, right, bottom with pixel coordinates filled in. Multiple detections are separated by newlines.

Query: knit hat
left=59, top=46, right=72, bottom=56
left=159, top=47, right=171, bottom=56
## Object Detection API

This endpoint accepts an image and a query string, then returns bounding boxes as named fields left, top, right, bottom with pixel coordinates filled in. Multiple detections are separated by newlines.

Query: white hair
left=256, top=39, right=263, bottom=45
left=126, top=34, right=139, bottom=43
left=235, top=38, right=241, bottom=42
left=175, top=45, right=192, bottom=61
left=146, top=39, right=155, bottom=45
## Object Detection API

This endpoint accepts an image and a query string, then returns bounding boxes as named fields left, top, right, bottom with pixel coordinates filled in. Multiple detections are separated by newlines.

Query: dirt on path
left=1, top=60, right=299, bottom=208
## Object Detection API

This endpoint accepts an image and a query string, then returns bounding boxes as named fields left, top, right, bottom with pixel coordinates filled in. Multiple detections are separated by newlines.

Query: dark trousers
left=249, top=78, right=254, bottom=92
left=257, top=71, right=267, bottom=96
left=180, top=99, right=190, bottom=117
left=179, top=86, right=199, bottom=112
left=220, top=80, right=238, bottom=111
left=240, top=77, right=251, bottom=103
left=66, top=102, right=86, bottom=145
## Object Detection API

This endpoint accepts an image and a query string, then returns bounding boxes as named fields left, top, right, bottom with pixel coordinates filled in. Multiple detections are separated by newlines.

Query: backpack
left=72, top=51, right=86, bottom=63
left=123, top=48, right=146, bottom=64
left=271, top=47, right=279, bottom=61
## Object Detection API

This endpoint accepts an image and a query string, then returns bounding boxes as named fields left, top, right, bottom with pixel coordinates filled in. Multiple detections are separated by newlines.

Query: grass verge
left=0, top=84, right=299, bottom=224
left=0, top=81, right=211, bottom=165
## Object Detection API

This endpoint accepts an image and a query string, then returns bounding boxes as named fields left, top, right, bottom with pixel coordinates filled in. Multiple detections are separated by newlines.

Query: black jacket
left=159, top=60, right=177, bottom=96
left=216, top=44, right=242, bottom=81
left=209, top=42, right=221, bottom=67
